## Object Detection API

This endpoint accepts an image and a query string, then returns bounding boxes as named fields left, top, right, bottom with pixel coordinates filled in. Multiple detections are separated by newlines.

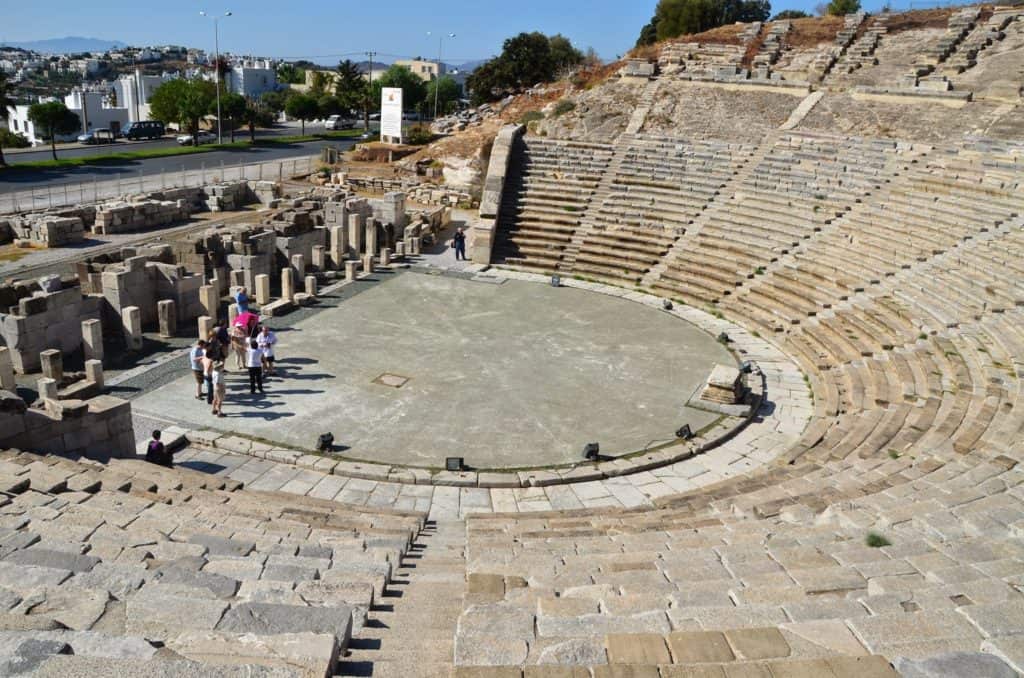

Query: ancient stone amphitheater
left=0, top=5, right=1023, bottom=678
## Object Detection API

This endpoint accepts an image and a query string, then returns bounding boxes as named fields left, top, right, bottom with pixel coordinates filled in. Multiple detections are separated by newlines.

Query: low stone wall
left=94, top=199, right=191, bottom=235
left=0, top=285, right=102, bottom=374
left=475, top=124, right=525, bottom=264
left=0, top=391, right=134, bottom=459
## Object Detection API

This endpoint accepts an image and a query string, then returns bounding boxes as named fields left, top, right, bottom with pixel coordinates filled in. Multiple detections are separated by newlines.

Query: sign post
left=380, top=87, right=404, bottom=145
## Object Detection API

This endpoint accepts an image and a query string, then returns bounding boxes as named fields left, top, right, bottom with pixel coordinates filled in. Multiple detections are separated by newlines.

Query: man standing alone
left=452, top=228, right=467, bottom=261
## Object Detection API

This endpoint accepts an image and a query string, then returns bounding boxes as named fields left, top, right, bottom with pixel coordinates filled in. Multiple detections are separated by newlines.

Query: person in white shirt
left=257, top=326, right=278, bottom=376
left=211, top=361, right=226, bottom=417
left=245, top=340, right=265, bottom=394
left=189, top=340, right=207, bottom=400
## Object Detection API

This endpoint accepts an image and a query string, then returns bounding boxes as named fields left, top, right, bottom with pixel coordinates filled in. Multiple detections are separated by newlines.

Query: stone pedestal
left=312, top=245, right=326, bottom=271
left=381, top=248, right=391, bottom=267
left=349, top=214, right=365, bottom=257
left=329, top=226, right=349, bottom=268
left=291, top=254, right=306, bottom=280
left=158, top=299, right=177, bottom=338
left=199, top=285, right=219, bottom=321
left=255, top=274, right=271, bottom=305
left=198, top=315, right=214, bottom=341
left=122, top=306, right=143, bottom=351
left=81, top=319, right=103, bottom=362
left=700, top=364, right=745, bottom=405
left=230, top=270, right=245, bottom=287
left=362, top=254, right=375, bottom=274
left=85, top=359, right=104, bottom=390
left=0, top=347, right=16, bottom=391
left=395, top=242, right=405, bottom=259
left=305, top=276, right=317, bottom=296
left=38, top=378, right=58, bottom=401
left=411, top=237, right=421, bottom=255
left=282, top=268, right=295, bottom=302
left=365, top=220, right=379, bottom=256
left=228, top=303, right=238, bottom=328
left=40, top=349, right=63, bottom=382
left=345, top=261, right=359, bottom=282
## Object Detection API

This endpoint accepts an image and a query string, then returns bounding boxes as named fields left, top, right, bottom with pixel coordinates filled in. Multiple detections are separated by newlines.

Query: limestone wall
left=0, top=391, right=134, bottom=459
left=0, top=285, right=102, bottom=374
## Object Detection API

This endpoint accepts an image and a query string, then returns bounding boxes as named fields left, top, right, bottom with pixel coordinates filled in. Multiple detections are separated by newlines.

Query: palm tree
left=0, top=72, right=15, bottom=167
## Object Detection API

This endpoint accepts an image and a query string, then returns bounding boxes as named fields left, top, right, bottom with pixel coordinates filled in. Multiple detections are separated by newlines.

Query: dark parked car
left=77, top=128, right=116, bottom=145
left=122, top=121, right=166, bottom=140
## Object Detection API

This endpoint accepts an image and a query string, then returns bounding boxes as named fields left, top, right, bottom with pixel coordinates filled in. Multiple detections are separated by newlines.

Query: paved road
left=0, top=137, right=358, bottom=194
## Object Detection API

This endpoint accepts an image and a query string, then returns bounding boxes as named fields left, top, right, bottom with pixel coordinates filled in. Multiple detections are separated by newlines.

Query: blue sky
left=3, top=0, right=892, bottom=64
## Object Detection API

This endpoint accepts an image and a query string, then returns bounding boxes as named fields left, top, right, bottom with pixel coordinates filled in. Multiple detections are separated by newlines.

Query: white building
left=6, top=88, right=133, bottom=146
left=224, top=59, right=277, bottom=98
left=114, top=69, right=176, bottom=122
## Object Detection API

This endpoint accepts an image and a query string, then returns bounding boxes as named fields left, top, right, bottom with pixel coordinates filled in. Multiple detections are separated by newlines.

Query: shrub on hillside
left=552, top=100, right=576, bottom=117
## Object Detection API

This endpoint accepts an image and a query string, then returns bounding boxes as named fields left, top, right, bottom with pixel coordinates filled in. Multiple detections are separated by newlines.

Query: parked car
left=402, top=112, right=421, bottom=121
left=122, top=121, right=166, bottom=140
left=77, top=128, right=116, bottom=145
left=325, top=115, right=355, bottom=131
left=176, top=130, right=218, bottom=145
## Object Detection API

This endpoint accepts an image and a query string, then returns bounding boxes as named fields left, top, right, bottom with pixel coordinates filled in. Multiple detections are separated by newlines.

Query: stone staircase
left=624, top=79, right=662, bottom=135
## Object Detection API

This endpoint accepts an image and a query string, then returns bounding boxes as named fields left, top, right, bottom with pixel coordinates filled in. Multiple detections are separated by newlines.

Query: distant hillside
left=0, top=36, right=127, bottom=54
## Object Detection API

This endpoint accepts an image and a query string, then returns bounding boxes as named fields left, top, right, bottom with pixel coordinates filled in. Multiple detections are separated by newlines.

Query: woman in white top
left=189, top=340, right=207, bottom=400
left=257, top=326, right=278, bottom=376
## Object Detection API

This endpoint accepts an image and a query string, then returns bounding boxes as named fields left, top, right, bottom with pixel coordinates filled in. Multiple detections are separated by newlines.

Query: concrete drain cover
left=373, top=373, right=410, bottom=388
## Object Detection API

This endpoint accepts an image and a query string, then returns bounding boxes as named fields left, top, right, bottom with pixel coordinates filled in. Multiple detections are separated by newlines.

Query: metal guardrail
left=0, top=156, right=319, bottom=216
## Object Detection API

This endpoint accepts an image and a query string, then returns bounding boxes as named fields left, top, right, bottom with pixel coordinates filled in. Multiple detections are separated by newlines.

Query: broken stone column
left=85, top=359, right=104, bottom=390
left=349, top=213, right=365, bottom=257
left=381, top=248, right=391, bottom=267
left=158, top=299, right=177, bottom=338
left=411, top=237, right=421, bottom=255
left=329, top=226, right=349, bottom=268
left=291, top=254, right=306, bottom=280
left=40, top=349, right=63, bottom=382
left=404, top=236, right=414, bottom=255
left=0, top=347, right=15, bottom=391
left=305, top=275, right=317, bottom=296
left=199, top=285, right=219, bottom=321
left=312, top=245, right=326, bottom=271
left=38, top=377, right=58, bottom=401
left=281, top=268, right=295, bottom=302
left=345, top=261, right=359, bottom=282
left=365, top=220, right=379, bottom=256
left=230, top=269, right=245, bottom=287
left=255, top=274, right=271, bottom=305
left=198, top=315, right=214, bottom=341
left=122, top=306, right=143, bottom=351
left=82, top=319, right=103, bottom=362
left=362, top=253, right=375, bottom=275
left=395, top=241, right=405, bottom=259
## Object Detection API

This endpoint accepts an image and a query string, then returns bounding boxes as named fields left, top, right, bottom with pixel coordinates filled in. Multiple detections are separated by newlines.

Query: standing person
left=257, top=325, right=277, bottom=376
left=246, top=340, right=265, bottom=394
left=235, top=287, right=249, bottom=314
left=231, top=323, right=247, bottom=370
left=216, top=324, right=231, bottom=351
left=145, top=430, right=172, bottom=467
left=190, top=340, right=207, bottom=400
left=452, top=228, right=467, bottom=261
left=211, top=361, right=226, bottom=417
left=202, top=345, right=216, bottom=405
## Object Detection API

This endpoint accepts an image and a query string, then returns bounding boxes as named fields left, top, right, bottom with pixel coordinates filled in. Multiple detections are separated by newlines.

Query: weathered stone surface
left=0, top=629, right=158, bottom=659
left=454, top=633, right=530, bottom=666
left=666, top=630, right=735, bottom=663
left=537, top=638, right=607, bottom=665
left=4, top=548, right=99, bottom=573
left=457, top=603, right=535, bottom=640
left=168, top=630, right=339, bottom=677
left=154, top=566, right=240, bottom=599
left=29, top=655, right=302, bottom=677
left=0, top=562, right=72, bottom=588
left=725, top=627, right=791, bottom=660
left=894, top=651, right=1017, bottom=678
left=605, top=633, right=671, bottom=664
left=125, top=592, right=229, bottom=639
left=189, top=534, right=256, bottom=558
left=215, top=602, right=352, bottom=649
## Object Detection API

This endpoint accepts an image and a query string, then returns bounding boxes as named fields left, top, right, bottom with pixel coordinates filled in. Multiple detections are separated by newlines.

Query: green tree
left=308, top=70, right=331, bottom=96
left=0, top=72, right=16, bottom=167
left=260, top=89, right=288, bottom=116
left=466, top=32, right=585, bottom=105
left=826, top=0, right=860, bottom=15
left=149, top=78, right=216, bottom=145
left=371, top=65, right=428, bottom=115
left=284, top=92, right=319, bottom=134
left=636, top=19, right=660, bottom=47
left=317, top=94, right=343, bottom=119
left=548, top=34, right=584, bottom=75
left=425, top=76, right=462, bottom=117
left=276, top=62, right=305, bottom=84
left=643, top=0, right=772, bottom=43
left=218, top=91, right=247, bottom=143
left=772, top=8, right=810, bottom=18
left=27, top=101, right=80, bottom=160
left=335, top=60, right=375, bottom=131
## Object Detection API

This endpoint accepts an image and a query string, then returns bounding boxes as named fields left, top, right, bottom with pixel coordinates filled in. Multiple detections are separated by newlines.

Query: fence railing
left=0, top=155, right=319, bottom=216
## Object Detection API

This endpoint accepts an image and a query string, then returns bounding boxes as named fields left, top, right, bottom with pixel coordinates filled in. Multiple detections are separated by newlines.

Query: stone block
left=281, top=268, right=295, bottom=302
left=80, top=319, right=103, bottom=363
left=305, top=276, right=317, bottom=297
left=198, top=285, right=218, bottom=321
left=227, top=304, right=238, bottom=328
left=157, top=299, right=177, bottom=338
left=255, top=274, right=271, bottom=305
left=291, top=254, right=306, bottom=279
left=894, top=652, right=1016, bottom=678
left=84, top=360, right=103, bottom=390
left=198, top=315, right=214, bottom=341
left=666, top=630, right=735, bottom=663
left=380, top=248, right=391, bottom=266
left=39, top=350, right=63, bottom=382
left=311, top=245, right=326, bottom=271
left=0, top=349, right=14, bottom=392
left=362, top=254, right=374, bottom=274
left=167, top=631, right=340, bottom=678
left=395, top=241, right=405, bottom=258
left=605, top=633, right=671, bottom=664
left=348, top=213, right=365, bottom=257
left=724, top=627, right=790, bottom=660
left=38, top=378, right=59, bottom=401
left=329, top=226, right=348, bottom=269
left=345, top=261, right=359, bottom=282
left=121, top=306, right=143, bottom=351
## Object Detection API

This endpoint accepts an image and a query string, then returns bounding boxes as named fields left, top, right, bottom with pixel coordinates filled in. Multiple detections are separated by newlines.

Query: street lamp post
left=200, top=10, right=232, bottom=144
left=427, top=31, right=455, bottom=120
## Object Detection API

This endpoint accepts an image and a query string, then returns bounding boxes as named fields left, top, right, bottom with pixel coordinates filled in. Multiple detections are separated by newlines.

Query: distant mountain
left=0, top=36, right=127, bottom=54
left=453, top=59, right=489, bottom=72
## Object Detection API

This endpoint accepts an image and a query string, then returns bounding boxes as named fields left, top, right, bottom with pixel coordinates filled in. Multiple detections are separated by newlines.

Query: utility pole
left=365, top=51, right=377, bottom=83
left=200, top=10, right=233, bottom=145
left=364, top=51, right=376, bottom=134
left=427, top=32, right=455, bottom=120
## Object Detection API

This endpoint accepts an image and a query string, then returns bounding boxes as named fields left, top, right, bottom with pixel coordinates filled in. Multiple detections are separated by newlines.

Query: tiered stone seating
left=572, top=135, right=754, bottom=286
left=0, top=448, right=424, bottom=676
left=495, top=138, right=614, bottom=274
left=939, top=7, right=1020, bottom=74
left=654, top=132, right=902, bottom=305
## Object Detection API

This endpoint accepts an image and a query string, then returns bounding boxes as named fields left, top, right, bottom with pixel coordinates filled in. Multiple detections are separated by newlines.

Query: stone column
left=228, top=303, right=239, bottom=328
left=345, top=261, right=359, bottom=282
left=40, top=349, right=63, bottom=382
left=38, top=377, right=58, bottom=401
left=362, top=253, right=375, bottom=274
left=365, top=220, right=379, bottom=256
left=85, top=359, right=104, bottom=390
left=199, top=285, right=219, bottom=321
left=0, top=347, right=15, bottom=391
left=158, top=299, right=177, bottom=338
left=305, top=276, right=317, bottom=296
left=230, top=270, right=245, bottom=287
left=381, top=248, right=391, bottom=267
left=291, top=254, right=306, bottom=280
left=255, top=274, right=271, bottom=305
left=198, top=315, right=214, bottom=340
left=329, top=225, right=349, bottom=268
left=348, top=213, right=365, bottom=258
left=82, top=319, right=103, bottom=362
left=122, top=306, right=143, bottom=351
left=281, top=268, right=295, bottom=302
left=411, top=237, right=421, bottom=255
left=312, top=245, right=326, bottom=271
left=395, top=241, right=406, bottom=259
left=404, top=236, right=414, bottom=255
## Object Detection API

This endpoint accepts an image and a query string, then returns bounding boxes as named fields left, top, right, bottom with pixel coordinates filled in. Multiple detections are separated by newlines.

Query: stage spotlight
left=582, top=442, right=600, bottom=460
left=316, top=433, right=335, bottom=452
left=675, top=425, right=694, bottom=440
left=662, top=299, right=673, bottom=311
left=551, top=275, right=561, bottom=287
left=446, top=457, right=465, bottom=472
